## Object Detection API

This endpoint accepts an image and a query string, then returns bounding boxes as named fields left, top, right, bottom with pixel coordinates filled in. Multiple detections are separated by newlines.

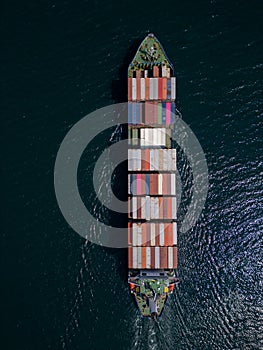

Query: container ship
left=127, top=34, right=180, bottom=319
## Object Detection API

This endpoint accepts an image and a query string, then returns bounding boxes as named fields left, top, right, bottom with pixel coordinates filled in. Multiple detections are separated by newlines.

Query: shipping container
left=128, top=245, right=177, bottom=269
left=162, top=78, right=167, bottom=100
left=136, top=70, right=141, bottom=79
left=158, top=79, right=163, bottom=100
left=145, top=78, right=150, bottom=99
left=161, top=65, right=167, bottom=77
left=128, top=78, right=132, bottom=101
left=149, top=78, right=154, bottom=100
left=167, top=78, right=171, bottom=100
left=136, top=78, right=141, bottom=101
left=153, top=66, right=159, bottom=77
left=132, top=78, right=136, bottom=101
left=166, top=102, right=171, bottom=125
left=171, top=102, right=175, bottom=124
left=171, top=77, right=176, bottom=100
left=128, top=247, right=133, bottom=268
left=158, top=103, right=162, bottom=124
left=153, top=78, right=158, bottom=100
left=141, top=78, right=145, bottom=101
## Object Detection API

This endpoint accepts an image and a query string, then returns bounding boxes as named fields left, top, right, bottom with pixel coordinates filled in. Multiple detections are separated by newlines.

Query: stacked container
left=128, top=65, right=177, bottom=270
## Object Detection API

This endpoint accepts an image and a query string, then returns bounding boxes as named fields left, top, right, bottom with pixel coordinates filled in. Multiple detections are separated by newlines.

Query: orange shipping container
left=162, top=78, right=167, bottom=100
left=153, top=65, right=159, bottom=77
left=145, top=78, right=150, bottom=100
left=164, top=224, right=173, bottom=246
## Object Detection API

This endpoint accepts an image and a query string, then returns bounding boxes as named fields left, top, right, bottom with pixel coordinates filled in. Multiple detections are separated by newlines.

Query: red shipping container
left=142, top=247, right=147, bottom=268
left=145, top=78, right=150, bottom=100
left=128, top=247, right=133, bottom=268
left=145, top=149, right=150, bottom=171
left=154, top=102, right=158, bottom=124
left=160, top=247, right=168, bottom=268
left=158, top=78, right=163, bottom=100
left=166, top=174, right=171, bottom=194
left=128, top=78, right=132, bottom=101
left=164, top=223, right=173, bottom=246
left=128, top=222, right=132, bottom=245
left=136, top=78, right=141, bottom=101
left=150, top=174, right=158, bottom=195
left=137, top=197, right=141, bottom=219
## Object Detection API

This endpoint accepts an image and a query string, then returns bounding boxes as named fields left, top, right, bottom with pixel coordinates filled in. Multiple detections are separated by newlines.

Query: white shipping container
left=149, top=78, right=154, bottom=100
left=141, top=197, right=146, bottom=218
left=151, top=223, right=155, bottom=246
left=137, top=247, right=142, bottom=268
left=160, top=223, right=164, bottom=246
left=155, top=197, right=159, bottom=219
left=172, top=149, right=177, bottom=170
left=132, top=78, right=136, bottom=101
left=141, top=128, right=145, bottom=146
left=154, top=149, right=159, bottom=170
left=145, top=196, right=150, bottom=220
left=146, top=247, right=151, bottom=268
left=133, top=247, right=138, bottom=269
left=171, top=77, right=176, bottom=100
left=150, top=149, right=155, bottom=171
left=173, top=222, right=177, bottom=245
left=132, top=224, right=138, bottom=246
left=137, top=149, right=141, bottom=171
left=132, top=196, right=137, bottom=219
left=161, top=128, right=165, bottom=146
left=155, top=247, right=160, bottom=268
left=168, top=246, right=173, bottom=268
left=150, top=197, right=155, bottom=219
left=141, top=78, right=145, bottom=100
left=144, top=70, right=148, bottom=78
left=171, top=173, right=176, bottom=195
left=137, top=224, right=142, bottom=246
left=128, top=149, right=132, bottom=171
left=158, top=174, right=163, bottom=195
left=172, top=197, right=177, bottom=219
left=153, top=78, right=158, bottom=100
left=163, top=150, right=167, bottom=171
left=162, top=66, right=167, bottom=77
left=153, top=128, right=158, bottom=147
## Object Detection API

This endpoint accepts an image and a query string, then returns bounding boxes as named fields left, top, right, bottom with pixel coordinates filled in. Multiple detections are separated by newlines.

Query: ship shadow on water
left=99, top=39, right=144, bottom=284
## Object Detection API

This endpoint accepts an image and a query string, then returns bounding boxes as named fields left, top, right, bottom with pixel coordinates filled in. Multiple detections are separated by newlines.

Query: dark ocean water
left=2, top=0, right=263, bottom=349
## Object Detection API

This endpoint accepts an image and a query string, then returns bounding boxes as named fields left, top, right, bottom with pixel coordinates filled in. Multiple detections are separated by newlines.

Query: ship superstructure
left=127, top=34, right=180, bottom=318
